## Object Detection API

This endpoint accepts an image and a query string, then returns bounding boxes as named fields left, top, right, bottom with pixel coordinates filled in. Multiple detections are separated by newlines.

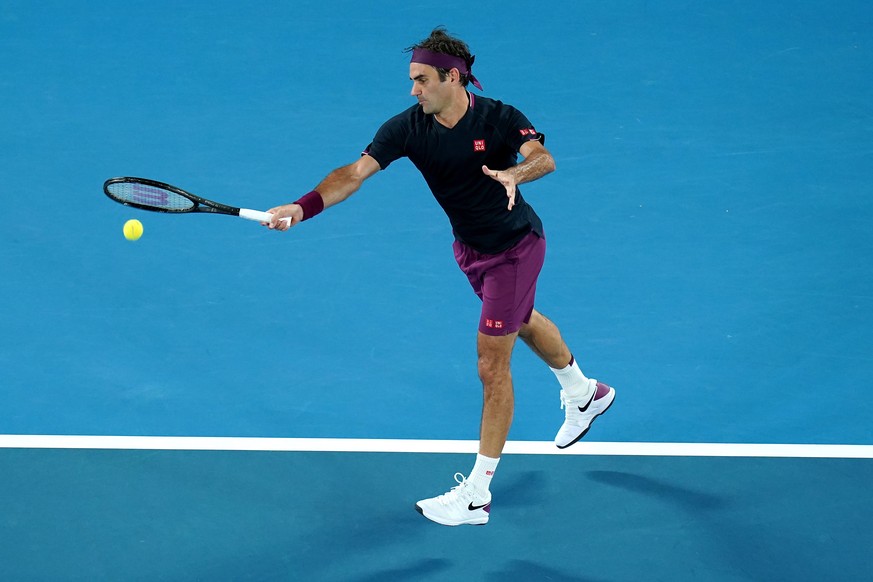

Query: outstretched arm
left=266, top=154, right=382, bottom=231
left=482, top=140, right=556, bottom=210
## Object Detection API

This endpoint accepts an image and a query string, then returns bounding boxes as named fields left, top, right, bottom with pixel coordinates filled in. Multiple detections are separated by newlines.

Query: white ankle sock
left=469, top=454, right=499, bottom=496
left=550, top=356, right=593, bottom=401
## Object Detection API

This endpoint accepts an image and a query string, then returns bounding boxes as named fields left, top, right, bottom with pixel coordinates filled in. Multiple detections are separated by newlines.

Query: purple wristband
left=294, top=190, right=325, bottom=221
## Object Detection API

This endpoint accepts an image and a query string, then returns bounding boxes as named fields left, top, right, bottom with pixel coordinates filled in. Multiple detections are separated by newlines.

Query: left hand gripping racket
left=103, top=177, right=289, bottom=224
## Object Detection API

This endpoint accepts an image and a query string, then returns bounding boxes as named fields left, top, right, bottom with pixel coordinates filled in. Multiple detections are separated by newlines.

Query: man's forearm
left=511, top=149, right=556, bottom=185
left=314, top=164, right=365, bottom=208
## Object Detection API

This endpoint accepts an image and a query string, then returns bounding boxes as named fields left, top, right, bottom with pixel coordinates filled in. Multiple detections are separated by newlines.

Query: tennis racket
left=103, top=177, right=289, bottom=224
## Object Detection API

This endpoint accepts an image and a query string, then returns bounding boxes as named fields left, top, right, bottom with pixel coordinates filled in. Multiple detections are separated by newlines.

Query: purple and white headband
left=411, top=47, right=483, bottom=91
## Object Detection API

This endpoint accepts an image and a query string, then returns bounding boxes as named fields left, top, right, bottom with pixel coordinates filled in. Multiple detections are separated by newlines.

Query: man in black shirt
left=266, top=28, right=615, bottom=526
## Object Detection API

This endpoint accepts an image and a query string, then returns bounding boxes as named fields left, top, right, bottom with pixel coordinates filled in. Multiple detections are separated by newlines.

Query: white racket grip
left=238, top=208, right=291, bottom=225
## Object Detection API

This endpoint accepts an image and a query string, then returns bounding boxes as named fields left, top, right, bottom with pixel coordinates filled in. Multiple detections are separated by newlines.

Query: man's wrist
left=293, top=191, right=325, bottom=221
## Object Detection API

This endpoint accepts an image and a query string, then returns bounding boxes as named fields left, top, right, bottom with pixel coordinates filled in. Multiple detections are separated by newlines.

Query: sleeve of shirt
left=362, top=111, right=410, bottom=170
left=504, top=106, right=546, bottom=152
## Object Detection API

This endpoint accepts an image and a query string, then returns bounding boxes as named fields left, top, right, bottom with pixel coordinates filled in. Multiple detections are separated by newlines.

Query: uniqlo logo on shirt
left=473, top=139, right=486, bottom=152
left=520, top=128, right=536, bottom=136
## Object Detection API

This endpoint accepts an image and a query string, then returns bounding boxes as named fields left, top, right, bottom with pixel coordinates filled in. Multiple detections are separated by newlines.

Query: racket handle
left=238, top=208, right=291, bottom=224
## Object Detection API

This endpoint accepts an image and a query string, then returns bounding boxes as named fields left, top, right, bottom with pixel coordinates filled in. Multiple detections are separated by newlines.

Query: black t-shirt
left=364, top=93, right=545, bottom=254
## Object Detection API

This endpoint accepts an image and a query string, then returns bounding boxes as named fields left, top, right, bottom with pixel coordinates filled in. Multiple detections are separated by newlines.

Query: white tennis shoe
left=415, top=473, right=491, bottom=526
left=555, top=380, right=616, bottom=448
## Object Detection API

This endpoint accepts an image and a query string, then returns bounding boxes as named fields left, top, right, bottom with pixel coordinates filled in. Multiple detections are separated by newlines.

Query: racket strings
left=106, top=182, right=195, bottom=211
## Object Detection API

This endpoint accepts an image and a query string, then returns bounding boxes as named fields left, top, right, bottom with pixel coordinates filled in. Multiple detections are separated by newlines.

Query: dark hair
left=405, top=27, right=474, bottom=87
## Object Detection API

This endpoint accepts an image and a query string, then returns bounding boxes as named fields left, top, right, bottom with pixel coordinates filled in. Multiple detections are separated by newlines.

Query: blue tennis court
left=1, top=1, right=871, bottom=580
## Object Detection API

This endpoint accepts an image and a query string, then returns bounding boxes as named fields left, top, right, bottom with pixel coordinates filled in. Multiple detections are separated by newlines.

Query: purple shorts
left=453, top=232, right=546, bottom=336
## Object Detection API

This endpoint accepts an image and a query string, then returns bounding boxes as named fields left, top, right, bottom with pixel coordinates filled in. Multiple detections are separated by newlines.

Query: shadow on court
left=343, top=558, right=451, bottom=582
left=486, top=560, right=608, bottom=582
left=587, top=470, right=730, bottom=511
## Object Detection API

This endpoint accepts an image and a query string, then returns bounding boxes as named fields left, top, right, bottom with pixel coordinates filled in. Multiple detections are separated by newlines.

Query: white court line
left=0, top=435, right=871, bottom=458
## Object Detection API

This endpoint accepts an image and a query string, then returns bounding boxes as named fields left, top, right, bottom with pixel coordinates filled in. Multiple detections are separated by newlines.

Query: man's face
left=409, top=62, right=452, bottom=115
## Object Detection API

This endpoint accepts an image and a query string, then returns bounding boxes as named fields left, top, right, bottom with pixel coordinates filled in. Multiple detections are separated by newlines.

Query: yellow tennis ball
left=123, top=219, right=143, bottom=241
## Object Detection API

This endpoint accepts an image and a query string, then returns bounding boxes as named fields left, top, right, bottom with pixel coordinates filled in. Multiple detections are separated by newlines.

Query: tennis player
left=266, top=27, right=615, bottom=526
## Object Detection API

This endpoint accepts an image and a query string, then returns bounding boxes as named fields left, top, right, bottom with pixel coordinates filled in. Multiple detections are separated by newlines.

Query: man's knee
left=478, top=355, right=508, bottom=387
left=477, top=333, right=516, bottom=386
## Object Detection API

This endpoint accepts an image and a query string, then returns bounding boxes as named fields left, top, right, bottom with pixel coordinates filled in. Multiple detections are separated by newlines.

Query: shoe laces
left=559, top=390, right=586, bottom=424
left=559, top=386, right=595, bottom=411
left=437, top=473, right=474, bottom=506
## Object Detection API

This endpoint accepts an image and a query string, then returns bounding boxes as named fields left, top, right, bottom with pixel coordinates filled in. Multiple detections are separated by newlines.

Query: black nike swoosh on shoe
left=577, top=389, right=597, bottom=413
left=557, top=391, right=616, bottom=449
left=468, top=502, right=490, bottom=511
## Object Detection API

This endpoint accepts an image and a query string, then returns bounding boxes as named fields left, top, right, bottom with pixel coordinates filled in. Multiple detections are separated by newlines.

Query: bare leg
left=518, top=309, right=572, bottom=369
left=476, top=331, right=518, bottom=458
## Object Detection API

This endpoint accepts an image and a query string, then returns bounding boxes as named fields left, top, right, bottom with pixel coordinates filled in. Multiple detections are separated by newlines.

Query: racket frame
left=103, top=177, right=277, bottom=223
left=103, top=177, right=241, bottom=215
